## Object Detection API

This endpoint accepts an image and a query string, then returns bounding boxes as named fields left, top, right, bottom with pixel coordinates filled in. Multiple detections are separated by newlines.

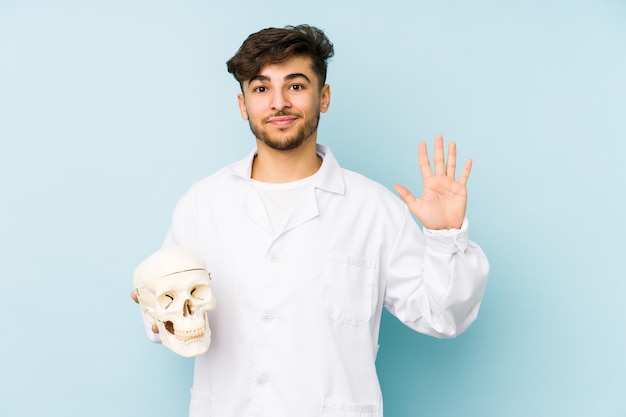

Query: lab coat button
left=261, top=312, right=273, bottom=323
left=255, top=375, right=269, bottom=386
left=268, top=254, right=280, bottom=263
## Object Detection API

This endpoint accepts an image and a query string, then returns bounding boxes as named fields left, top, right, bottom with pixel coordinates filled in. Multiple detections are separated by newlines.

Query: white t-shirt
left=252, top=175, right=315, bottom=234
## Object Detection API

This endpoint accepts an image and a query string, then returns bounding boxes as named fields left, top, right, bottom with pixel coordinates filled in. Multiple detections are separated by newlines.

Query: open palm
left=394, top=135, right=472, bottom=230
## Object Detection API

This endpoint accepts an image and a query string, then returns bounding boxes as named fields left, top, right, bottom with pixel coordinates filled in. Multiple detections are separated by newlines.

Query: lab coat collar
left=226, top=144, right=346, bottom=195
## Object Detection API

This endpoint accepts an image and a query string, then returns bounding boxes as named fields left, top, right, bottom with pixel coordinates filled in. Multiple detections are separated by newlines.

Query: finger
left=130, top=290, right=139, bottom=304
left=459, top=159, right=472, bottom=186
left=433, top=134, right=445, bottom=176
left=446, top=141, right=457, bottom=179
left=393, top=183, right=419, bottom=207
left=152, top=324, right=159, bottom=334
left=418, top=141, right=432, bottom=179
left=394, top=183, right=424, bottom=219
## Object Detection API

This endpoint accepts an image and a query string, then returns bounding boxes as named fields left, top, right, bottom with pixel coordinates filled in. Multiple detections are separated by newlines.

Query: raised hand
left=393, top=134, right=472, bottom=230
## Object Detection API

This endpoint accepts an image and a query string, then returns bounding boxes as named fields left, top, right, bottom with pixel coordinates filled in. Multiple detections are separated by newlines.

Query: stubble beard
left=249, top=111, right=321, bottom=152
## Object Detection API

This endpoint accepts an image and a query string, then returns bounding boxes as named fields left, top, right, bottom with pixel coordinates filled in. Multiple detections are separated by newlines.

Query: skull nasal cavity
left=183, top=299, right=195, bottom=317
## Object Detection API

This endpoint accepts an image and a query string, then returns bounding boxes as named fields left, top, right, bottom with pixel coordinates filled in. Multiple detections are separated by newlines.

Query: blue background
left=1, top=1, right=625, bottom=416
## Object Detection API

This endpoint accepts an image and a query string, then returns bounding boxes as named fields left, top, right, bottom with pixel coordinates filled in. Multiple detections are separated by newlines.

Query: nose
left=182, top=299, right=195, bottom=317
left=270, top=89, right=290, bottom=111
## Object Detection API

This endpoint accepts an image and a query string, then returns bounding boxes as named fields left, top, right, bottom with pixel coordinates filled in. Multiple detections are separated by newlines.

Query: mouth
left=267, top=115, right=298, bottom=127
left=164, top=321, right=205, bottom=343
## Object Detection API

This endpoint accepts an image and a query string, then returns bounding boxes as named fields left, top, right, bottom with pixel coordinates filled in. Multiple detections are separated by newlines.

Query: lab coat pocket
left=189, top=387, right=212, bottom=417
left=321, top=397, right=382, bottom=417
left=323, top=253, right=376, bottom=325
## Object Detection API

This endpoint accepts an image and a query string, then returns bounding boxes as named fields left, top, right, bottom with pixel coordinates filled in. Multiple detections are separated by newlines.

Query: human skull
left=133, top=247, right=216, bottom=357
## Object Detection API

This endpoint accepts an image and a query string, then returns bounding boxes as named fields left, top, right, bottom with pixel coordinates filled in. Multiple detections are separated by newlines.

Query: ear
left=237, top=93, right=249, bottom=120
left=319, top=84, right=331, bottom=113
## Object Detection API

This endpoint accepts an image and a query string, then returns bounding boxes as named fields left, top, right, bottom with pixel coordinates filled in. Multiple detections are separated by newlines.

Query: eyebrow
left=249, top=72, right=312, bottom=85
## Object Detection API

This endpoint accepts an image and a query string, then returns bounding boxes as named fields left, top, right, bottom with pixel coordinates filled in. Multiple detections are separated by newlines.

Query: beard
left=248, top=110, right=321, bottom=151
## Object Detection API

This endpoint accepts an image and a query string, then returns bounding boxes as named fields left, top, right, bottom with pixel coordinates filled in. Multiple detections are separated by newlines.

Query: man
left=134, top=24, right=489, bottom=417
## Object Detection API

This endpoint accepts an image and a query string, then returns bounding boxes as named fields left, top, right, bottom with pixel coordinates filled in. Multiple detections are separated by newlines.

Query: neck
left=251, top=139, right=321, bottom=183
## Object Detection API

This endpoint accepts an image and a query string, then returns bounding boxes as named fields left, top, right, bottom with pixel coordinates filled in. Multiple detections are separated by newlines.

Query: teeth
left=174, top=327, right=205, bottom=342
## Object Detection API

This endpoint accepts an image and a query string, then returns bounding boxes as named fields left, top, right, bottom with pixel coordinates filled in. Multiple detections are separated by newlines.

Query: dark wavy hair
left=226, top=24, right=334, bottom=89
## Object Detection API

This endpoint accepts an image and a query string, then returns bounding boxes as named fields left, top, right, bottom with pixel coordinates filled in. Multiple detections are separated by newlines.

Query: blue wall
left=1, top=1, right=625, bottom=416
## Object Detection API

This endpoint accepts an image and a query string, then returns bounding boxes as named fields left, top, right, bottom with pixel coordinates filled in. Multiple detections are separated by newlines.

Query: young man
left=136, top=24, right=489, bottom=417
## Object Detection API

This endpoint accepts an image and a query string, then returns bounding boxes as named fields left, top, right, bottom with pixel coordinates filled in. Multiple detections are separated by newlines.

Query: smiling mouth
left=267, top=116, right=297, bottom=126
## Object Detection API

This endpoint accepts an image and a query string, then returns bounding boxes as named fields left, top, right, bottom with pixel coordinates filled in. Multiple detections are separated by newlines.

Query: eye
left=191, top=284, right=212, bottom=301
left=157, top=293, right=174, bottom=309
left=290, top=84, right=303, bottom=91
left=253, top=86, right=267, bottom=93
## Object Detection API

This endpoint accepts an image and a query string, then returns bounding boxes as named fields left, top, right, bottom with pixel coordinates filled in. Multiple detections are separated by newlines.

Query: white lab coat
left=158, top=144, right=489, bottom=417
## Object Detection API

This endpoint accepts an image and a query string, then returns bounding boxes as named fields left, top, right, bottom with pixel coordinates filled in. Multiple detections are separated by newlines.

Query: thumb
left=393, top=183, right=424, bottom=219
left=394, top=183, right=419, bottom=207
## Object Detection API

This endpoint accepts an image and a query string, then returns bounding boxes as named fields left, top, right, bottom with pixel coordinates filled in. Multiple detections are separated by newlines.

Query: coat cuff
left=423, top=218, right=470, bottom=254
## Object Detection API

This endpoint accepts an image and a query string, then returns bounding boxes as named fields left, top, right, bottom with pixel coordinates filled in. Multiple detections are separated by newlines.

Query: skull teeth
left=174, top=327, right=205, bottom=343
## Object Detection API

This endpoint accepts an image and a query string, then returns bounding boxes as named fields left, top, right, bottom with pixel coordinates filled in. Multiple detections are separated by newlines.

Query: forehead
left=152, top=269, right=211, bottom=292
left=249, top=56, right=317, bottom=83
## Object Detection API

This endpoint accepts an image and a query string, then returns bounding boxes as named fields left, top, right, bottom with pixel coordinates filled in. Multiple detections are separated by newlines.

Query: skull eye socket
left=190, top=284, right=211, bottom=301
left=157, top=293, right=175, bottom=309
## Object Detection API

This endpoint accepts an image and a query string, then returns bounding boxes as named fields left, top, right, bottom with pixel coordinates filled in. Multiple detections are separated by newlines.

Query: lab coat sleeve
left=384, top=212, right=489, bottom=338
